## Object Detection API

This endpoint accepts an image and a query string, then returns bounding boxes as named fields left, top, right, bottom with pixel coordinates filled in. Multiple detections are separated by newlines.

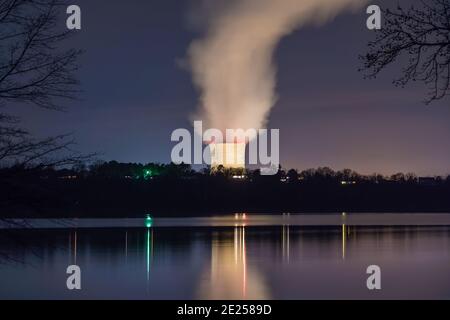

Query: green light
left=145, top=214, right=153, bottom=228
left=143, top=169, right=153, bottom=180
left=146, top=228, right=150, bottom=281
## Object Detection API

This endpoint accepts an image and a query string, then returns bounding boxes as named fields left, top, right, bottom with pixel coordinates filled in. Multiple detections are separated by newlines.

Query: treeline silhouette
left=1, top=161, right=450, bottom=218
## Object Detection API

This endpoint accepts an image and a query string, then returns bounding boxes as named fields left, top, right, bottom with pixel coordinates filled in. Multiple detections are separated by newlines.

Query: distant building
left=59, top=175, right=77, bottom=180
left=341, top=180, right=356, bottom=185
left=418, top=177, right=437, bottom=186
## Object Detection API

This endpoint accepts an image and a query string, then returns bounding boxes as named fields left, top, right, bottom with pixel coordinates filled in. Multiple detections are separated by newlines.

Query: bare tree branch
left=0, top=0, right=91, bottom=170
left=0, top=0, right=82, bottom=110
left=360, top=0, right=450, bottom=104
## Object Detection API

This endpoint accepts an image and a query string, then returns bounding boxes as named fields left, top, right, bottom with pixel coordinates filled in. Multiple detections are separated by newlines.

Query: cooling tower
left=209, top=142, right=246, bottom=169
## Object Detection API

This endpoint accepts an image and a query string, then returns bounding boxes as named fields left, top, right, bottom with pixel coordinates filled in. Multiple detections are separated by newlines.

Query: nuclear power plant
left=209, top=142, right=246, bottom=170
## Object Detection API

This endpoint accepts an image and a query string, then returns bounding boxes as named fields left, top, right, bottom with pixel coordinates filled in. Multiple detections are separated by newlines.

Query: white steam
left=188, top=0, right=366, bottom=133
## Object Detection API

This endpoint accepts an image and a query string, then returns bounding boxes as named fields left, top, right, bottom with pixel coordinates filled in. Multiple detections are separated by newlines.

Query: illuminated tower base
left=209, top=143, right=246, bottom=171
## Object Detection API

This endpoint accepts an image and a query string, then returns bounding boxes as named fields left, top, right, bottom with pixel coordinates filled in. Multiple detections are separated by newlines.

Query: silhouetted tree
left=317, top=167, right=336, bottom=179
left=163, top=162, right=193, bottom=178
left=337, top=168, right=360, bottom=181
left=211, top=164, right=225, bottom=176
left=287, top=169, right=299, bottom=183
left=360, top=0, right=450, bottom=103
left=0, top=0, right=86, bottom=168
left=299, top=168, right=316, bottom=182
left=391, top=172, right=406, bottom=182
left=406, top=172, right=418, bottom=183
left=368, top=173, right=385, bottom=183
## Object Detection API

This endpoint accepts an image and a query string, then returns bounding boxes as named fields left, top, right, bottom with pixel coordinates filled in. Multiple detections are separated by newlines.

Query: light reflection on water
left=4, top=213, right=450, bottom=229
left=1, top=214, right=450, bottom=299
left=198, top=226, right=270, bottom=300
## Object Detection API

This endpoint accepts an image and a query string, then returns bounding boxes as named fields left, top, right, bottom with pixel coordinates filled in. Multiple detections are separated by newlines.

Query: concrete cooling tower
left=209, top=142, right=246, bottom=169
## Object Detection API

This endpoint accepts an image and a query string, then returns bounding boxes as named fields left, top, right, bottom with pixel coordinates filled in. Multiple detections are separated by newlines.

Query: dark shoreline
left=3, top=163, right=450, bottom=219
left=4, top=211, right=450, bottom=220
left=2, top=178, right=450, bottom=219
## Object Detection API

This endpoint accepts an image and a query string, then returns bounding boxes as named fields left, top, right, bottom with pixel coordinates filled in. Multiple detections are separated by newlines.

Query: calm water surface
left=1, top=213, right=450, bottom=299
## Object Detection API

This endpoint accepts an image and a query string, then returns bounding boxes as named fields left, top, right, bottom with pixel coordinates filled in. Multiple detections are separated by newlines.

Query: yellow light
left=210, top=143, right=246, bottom=169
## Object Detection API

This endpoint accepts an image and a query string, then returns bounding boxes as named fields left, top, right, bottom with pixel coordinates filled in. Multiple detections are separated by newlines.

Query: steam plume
left=188, top=0, right=366, bottom=134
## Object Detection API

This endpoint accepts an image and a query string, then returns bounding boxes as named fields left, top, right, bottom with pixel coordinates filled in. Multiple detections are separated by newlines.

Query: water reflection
left=2, top=221, right=450, bottom=299
left=68, top=231, right=78, bottom=265
left=198, top=226, right=270, bottom=299
left=125, top=231, right=128, bottom=259
left=146, top=228, right=154, bottom=282
left=342, top=224, right=346, bottom=260
left=282, top=225, right=290, bottom=262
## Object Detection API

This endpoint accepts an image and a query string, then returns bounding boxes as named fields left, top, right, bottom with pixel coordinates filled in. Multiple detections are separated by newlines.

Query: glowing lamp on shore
left=145, top=214, right=153, bottom=228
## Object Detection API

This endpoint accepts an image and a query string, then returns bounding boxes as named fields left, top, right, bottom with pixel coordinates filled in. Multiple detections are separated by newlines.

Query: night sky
left=12, top=0, right=450, bottom=176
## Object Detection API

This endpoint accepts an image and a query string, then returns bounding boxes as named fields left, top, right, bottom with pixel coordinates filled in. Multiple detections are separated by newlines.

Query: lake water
left=1, top=213, right=450, bottom=299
